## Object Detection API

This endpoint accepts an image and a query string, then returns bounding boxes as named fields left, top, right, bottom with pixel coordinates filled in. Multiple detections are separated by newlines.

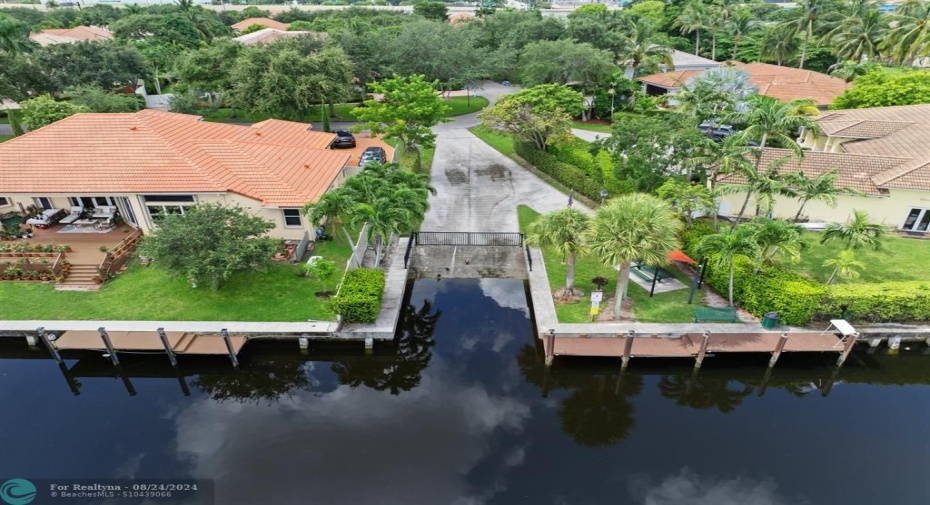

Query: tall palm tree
left=824, top=6, right=886, bottom=62
left=780, top=0, right=831, bottom=69
left=759, top=24, right=800, bottom=66
left=823, top=249, right=865, bottom=284
left=884, top=0, right=930, bottom=64
left=675, top=1, right=708, bottom=56
left=525, top=208, right=590, bottom=299
left=728, top=8, right=756, bottom=60
left=616, top=20, right=674, bottom=75
left=720, top=156, right=798, bottom=226
left=583, top=194, right=682, bottom=319
left=704, top=5, right=728, bottom=61
left=352, top=195, right=413, bottom=266
left=728, top=95, right=820, bottom=150
left=686, top=135, right=755, bottom=189
left=828, top=60, right=878, bottom=82
left=820, top=209, right=886, bottom=251
left=788, top=169, right=861, bottom=221
left=0, top=14, right=35, bottom=54
left=696, top=226, right=761, bottom=306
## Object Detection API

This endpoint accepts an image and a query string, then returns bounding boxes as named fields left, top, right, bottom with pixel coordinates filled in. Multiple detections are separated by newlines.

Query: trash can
left=761, top=311, right=780, bottom=330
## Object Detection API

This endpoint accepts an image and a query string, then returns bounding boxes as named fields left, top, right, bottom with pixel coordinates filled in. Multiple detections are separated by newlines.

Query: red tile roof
left=0, top=110, right=347, bottom=207
left=231, top=17, right=290, bottom=32
left=638, top=62, right=850, bottom=106
left=29, top=25, right=113, bottom=45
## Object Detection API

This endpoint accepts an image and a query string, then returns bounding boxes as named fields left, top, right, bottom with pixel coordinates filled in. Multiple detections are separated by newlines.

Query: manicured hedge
left=821, top=282, right=930, bottom=323
left=330, top=268, right=386, bottom=323
left=515, top=141, right=602, bottom=201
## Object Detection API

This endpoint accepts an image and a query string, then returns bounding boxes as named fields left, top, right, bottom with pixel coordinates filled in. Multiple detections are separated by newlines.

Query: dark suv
left=359, top=146, right=387, bottom=166
left=332, top=130, right=356, bottom=149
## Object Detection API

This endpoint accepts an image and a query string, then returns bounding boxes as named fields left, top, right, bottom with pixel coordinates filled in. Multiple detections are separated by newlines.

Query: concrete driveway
left=421, top=81, right=590, bottom=233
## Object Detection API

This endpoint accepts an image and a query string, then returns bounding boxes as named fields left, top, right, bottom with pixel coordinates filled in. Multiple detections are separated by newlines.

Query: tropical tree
left=351, top=74, right=451, bottom=170
left=478, top=83, right=585, bottom=151
left=728, top=8, right=757, bottom=60
left=823, top=249, right=864, bottom=284
left=704, top=4, right=728, bottom=61
left=615, top=19, right=673, bottom=75
left=303, top=191, right=359, bottom=246
left=656, top=179, right=714, bottom=226
left=675, top=1, right=707, bottom=56
left=696, top=226, right=761, bottom=306
left=20, top=94, right=89, bottom=130
left=719, top=156, right=798, bottom=226
left=518, top=39, right=616, bottom=90
left=824, top=5, right=886, bottom=62
left=780, top=0, right=831, bottom=69
left=685, top=135, right=755, bottom=189
left=525, top=208, right=590, bottom=299
left=0, top=14, right=35, bottom=53
left=788, top=169, right=860, bottom=221
left=828, top=60, right=879, bottom=82
left=759, top=24, right=799, bottom=66
left=885, top=0, right=930, bottom=64
left=747, top=217, right=807, bottom=264
left=728, top=95, right=820, bottom=150
left=583, top=194, right=682, bottom=319
left=820, top=209, right=886, bottom=250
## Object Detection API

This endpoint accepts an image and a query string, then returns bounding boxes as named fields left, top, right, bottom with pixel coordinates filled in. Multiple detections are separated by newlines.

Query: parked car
left=359, top=146, right=387, bottom=166
left=332, top=130, right=356, bottom=149
left=698, top=123, right=739, bottom=142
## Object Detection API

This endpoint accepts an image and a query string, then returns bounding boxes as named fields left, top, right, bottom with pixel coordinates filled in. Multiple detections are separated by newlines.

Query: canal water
left=1, top=278, right=929, bottom=505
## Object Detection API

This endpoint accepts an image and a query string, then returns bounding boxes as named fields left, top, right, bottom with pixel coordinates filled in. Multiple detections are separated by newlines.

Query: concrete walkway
left=0, top=320, right=337, bottom=334
left=571, top=128, right=609, bottom=143
left=422, top=82, right=589, bottom=233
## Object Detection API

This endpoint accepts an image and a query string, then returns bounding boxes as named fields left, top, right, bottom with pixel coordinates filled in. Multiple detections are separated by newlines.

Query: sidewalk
left=337, top=236, right=410, bottom=340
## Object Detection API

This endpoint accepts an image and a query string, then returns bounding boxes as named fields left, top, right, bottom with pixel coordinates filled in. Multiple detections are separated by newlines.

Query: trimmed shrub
left=821, top=282, right=930, bottom=322
left=329, top=268, right=386, bottom=323
left=702, top=256, right=827, bottom=326
left=515, top=141, right=602, bottom=201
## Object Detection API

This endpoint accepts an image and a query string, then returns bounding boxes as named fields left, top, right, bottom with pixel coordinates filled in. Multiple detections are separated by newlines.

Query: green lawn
left=0, top=116, right=9, bottom=124
left=572, top=121, right=612, bottom=133
left=443, top=96, right=489, bottom=116
left=468, top=126, right=515, bottom=156
left=783, top=232, right=930, bottom=284
left=519, top=205, right=701, bottom=323
left=0, top=239, right=352, bottom=322
left=397, top=146, right=435, bottom=173
left=0, top=135, right=11, bottom=143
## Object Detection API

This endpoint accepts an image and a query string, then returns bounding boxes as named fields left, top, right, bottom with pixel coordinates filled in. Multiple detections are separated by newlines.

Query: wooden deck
left=54, top=330, right=248, bottom=355
left=543, top=332, right=844, bottom=360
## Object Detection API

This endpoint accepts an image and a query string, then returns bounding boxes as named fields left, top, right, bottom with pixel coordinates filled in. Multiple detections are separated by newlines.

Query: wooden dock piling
left=694, top=332, right=710, bottom=369
left=98, top=327, right=120, bottom=366
left=221, top=329, right=239, bottom=368
left=768, top=333, right=789, bottom=368
left=158, top=327, right=178, bottom=368
left=621, top=333, right=634, bottom=370
left=37, top=327, right=63, bottom=366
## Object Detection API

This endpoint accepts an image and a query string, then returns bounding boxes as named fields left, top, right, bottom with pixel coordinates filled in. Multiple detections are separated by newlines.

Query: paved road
left=421, top=81, right=590, bottom=234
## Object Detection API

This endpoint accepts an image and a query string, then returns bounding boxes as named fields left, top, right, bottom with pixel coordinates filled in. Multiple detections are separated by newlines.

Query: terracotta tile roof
left=817, top=104, right=930, bottom=190
left=231, top=17, right=290, bottom=32
left=717, top=148, right=909, bottom=196
left=0, top=110, right=347, bottom=207
left=232, top=28, right=324, bottom=46
left=29, top=26, right=112, bottom=46
left=638, top=62, right=849, bottom=106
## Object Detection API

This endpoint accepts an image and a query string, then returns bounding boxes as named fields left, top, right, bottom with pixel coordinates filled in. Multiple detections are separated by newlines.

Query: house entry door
left=903, top=208, right=930, bottom=232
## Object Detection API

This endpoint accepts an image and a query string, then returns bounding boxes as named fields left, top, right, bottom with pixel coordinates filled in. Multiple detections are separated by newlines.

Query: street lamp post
left=599, top=189, right=608, bottom=206
left=608, top=88, right=616, bottom=121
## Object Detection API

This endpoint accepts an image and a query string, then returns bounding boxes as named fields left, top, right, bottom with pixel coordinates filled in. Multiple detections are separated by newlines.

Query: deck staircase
left=55, top=265, right=101, bottom=291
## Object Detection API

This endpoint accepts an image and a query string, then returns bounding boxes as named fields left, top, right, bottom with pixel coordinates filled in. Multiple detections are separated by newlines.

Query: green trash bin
left=761, top=311, right=780, bottom=329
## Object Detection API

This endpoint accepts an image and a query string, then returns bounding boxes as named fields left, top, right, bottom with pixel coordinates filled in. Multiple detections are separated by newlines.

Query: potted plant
left=99, top=245, right=109, bottom=253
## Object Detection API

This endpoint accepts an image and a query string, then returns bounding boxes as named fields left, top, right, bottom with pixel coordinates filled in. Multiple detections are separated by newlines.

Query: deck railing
left=97, top=228, right=143, bottom=280
left=414, top=231, right=524, bottom=247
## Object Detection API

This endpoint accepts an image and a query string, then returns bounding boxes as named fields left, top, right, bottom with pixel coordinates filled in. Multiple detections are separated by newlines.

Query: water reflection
left=333, top=299, right=440, bottom=395
left=657, top=373, right=753, bottom=413
left=632, top=468, right=803, bottom=505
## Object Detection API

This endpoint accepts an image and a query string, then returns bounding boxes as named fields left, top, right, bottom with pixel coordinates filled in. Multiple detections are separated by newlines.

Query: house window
left=0, top=197, right=9, bottom=207
left=69, top=196, right=115, bottom=208
left=282, top=209, right=302, bottom=227
left=903, top=207, right=930, bottom=232
left=33, top=197, right=52, bottom=210
left=143, top=195, right=195, bottom=223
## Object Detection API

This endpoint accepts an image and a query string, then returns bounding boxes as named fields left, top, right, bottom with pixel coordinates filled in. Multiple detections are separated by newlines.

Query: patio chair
left=59, top=206, right=84, bottom=225
left=92, top=206, right=116, bottom=219
left=25, top=208, right=64, bottom=226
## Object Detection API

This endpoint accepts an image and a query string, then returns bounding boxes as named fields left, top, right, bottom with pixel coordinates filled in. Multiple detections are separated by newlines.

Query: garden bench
left=631, top=261, right=674, bottom=283
left=693, top=306, right=740, bottom=323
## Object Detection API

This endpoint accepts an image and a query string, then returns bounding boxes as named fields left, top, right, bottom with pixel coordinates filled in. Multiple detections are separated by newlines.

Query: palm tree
left=884, top=0, right=930, bottom=64
left=728, top=95, right=820, bottom=151
left=303, top=191, right=359, bottom=246
left=352, top=194, right=413, bottom=266
left=824, top=249, right=865, bottom=284
left=780, top=0, right=831, bottom=69
left=696, top=226, right=761, bottom=306
left=525, top=208, right=590, bottom=299
left=788, top=169, right=861, bottom=221
left=0, top=14, right=35, bottom=53
left=704, top=5, right=727, bottom=61
left=748, top=217, right=807, bottom=263
left=719, top=156, right=798, bottom=226
left=583, top=194, right=682, bottom=319
left=675, top=1, right=707, bottom=56
left=686, top=135, right=755, bottom=189
left=825, top=6, right=886, bottom=62
left=828, top=60, right=878, bottom=82
left=616, top=20, right=674, bottom=75
left=759, top=24, right=799, bottom=66
left=728, top=8, right=756, bottom=60
left=820, top=209, right=886, bottom=251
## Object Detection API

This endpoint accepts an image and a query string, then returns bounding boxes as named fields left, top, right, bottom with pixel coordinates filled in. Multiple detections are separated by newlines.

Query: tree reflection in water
left=333, top=300, right=440, bottom=395
left=517, top=344, right=643, bottom=448
left=190, top=359, right=316, bottom=404
left=658, top=373, right=753, bottom=413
